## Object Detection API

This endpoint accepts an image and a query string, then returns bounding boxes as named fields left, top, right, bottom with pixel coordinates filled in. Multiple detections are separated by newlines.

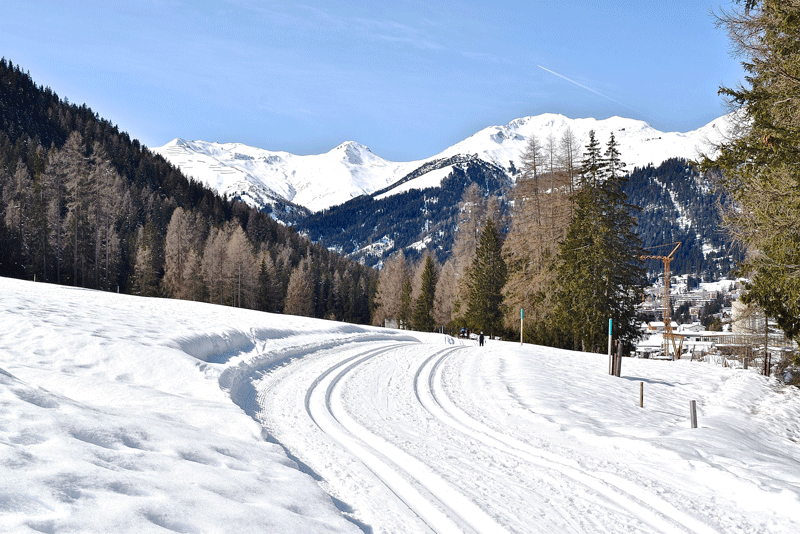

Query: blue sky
left=2, top=1, right=743, bottom=161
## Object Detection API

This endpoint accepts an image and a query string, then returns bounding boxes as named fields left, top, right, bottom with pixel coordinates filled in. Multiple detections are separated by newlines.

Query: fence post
left=639, top=382, right=644, bottom=408
left=690, top=400, right=697, bottom=428
left=615, top=341, right=623, bottom=377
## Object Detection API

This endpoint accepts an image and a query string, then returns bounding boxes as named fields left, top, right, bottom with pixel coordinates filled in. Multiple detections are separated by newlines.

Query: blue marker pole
left=520, top=308, right=524, bottom=345
left=608, top=318, right=614, bottom=375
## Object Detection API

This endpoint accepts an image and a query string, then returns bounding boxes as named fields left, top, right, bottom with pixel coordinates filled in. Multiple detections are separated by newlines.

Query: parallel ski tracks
left=415, top=348, right=721, bottom=534
left=257, top=341, right=722, bottom=534
left=304, top=343, right=508, bottom=534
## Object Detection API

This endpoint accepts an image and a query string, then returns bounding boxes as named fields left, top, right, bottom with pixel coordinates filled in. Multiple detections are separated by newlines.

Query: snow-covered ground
left=2, top=276, right=799, bottom=533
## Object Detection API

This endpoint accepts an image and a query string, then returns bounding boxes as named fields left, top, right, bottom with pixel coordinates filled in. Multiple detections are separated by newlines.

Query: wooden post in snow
left=639, top=382, right=644, bottom=408
left=690, top=400, right=698, bottom=428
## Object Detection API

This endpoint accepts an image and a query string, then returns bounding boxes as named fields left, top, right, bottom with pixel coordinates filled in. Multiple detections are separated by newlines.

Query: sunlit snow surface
left=2, top=276, right=799, bottom=533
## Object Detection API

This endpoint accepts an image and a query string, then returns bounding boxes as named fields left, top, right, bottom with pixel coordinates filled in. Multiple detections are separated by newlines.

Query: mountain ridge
left=153, top=113, right=735, bottom=215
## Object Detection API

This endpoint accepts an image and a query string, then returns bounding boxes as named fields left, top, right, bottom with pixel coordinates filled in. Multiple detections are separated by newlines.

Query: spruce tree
left=466, top=218, right=507, bottom=337
left=553, top=131, right=644, bottom=352
left=412, top=255, right=438, bottom=332
left=399, top=275, right=413, bottom=329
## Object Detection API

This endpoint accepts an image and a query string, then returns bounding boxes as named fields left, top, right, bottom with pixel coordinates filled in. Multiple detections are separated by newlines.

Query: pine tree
left=465, top=218, right=507, bottom=337
left=411, top=255, right=438, bottom=332
left=701, top=0, right=800, bottom=339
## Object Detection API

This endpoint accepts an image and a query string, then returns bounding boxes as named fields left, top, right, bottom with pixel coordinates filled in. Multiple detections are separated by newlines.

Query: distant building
left=646, top=321, right=678, bottom=333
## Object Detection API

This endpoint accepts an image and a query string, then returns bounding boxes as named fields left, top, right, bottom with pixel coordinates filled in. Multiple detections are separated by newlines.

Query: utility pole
left=641, top=242, right=683, bottom=360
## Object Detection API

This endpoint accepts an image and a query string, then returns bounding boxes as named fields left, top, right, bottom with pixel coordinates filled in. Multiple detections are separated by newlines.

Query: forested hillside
left=297, top=150, right=737, bottom=280
left=295, top=155, right=511, bottom=266
left=625, top=158, right=743, bottom=280
left=0, top=59, right=375, bottom=324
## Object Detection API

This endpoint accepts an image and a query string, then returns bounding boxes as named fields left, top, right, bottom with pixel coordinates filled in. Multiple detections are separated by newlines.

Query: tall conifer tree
left=466, top=218, right=507, bottom=337
left=412, top=255, right=438, bottom=332
left=702, top=0, right=800, bottom=339
left=553, top=131, right=644, bottom=352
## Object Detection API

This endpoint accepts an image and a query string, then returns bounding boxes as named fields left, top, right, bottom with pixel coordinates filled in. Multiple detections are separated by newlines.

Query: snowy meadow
left=1, top=276, right=799, bottom=533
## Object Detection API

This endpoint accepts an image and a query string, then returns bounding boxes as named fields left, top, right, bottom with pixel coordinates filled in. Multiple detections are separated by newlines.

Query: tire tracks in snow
left=415, top=348, right=721, bottom=534
left=305, top=343, right=510, bottom=534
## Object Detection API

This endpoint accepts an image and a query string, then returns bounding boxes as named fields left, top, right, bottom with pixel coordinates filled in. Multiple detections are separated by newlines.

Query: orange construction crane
left=641, top=242, right=684, bottom=360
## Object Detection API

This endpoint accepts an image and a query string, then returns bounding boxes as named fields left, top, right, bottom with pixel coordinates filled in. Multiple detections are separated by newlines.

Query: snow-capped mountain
left=153, top=113, right=734, bottom=214
left=153, top=139, right=422, bottom=213
left=438, top=113, right=731, bottom=171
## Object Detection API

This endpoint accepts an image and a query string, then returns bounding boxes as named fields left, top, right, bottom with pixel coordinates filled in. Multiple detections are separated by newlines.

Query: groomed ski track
left=237, top=336, right=731, bottom=534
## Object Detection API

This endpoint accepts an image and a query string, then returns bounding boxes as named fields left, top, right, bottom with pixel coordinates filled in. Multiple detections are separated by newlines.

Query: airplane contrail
left=537, top=64, right=639, bottom=113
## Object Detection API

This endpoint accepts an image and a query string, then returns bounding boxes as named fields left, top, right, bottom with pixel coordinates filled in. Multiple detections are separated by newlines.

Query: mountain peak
left=332, top=141, right=375, bottom=166
left=335, top=140, right=367, bottom=150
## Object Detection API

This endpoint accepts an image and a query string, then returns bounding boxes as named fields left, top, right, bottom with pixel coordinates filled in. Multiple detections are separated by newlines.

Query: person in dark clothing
left=479, top=331, right=484, bottom=346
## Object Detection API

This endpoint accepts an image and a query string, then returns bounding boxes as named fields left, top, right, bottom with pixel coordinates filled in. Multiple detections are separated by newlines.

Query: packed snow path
left=249, top=339, right=800, bottom=534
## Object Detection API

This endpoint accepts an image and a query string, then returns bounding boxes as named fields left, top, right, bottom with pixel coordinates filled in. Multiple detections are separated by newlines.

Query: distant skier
left=479, top=331, right=484, bottom=346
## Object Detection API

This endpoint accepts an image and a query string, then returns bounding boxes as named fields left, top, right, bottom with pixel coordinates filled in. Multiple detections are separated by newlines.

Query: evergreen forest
left=295, top=155, right=512, bottom=267
left=0, top=58, right=375, bottom=324
left=625, top=158, right=743, bottom=280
